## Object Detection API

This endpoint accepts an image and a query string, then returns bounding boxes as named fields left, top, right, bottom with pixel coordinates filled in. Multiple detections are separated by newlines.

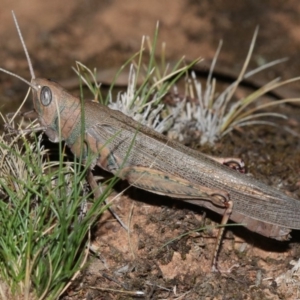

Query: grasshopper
left=2, top=12, right=300, bottom=270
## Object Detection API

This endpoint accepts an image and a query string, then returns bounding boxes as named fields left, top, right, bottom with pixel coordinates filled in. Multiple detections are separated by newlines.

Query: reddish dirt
left=1, top=1, right=300, bottom=299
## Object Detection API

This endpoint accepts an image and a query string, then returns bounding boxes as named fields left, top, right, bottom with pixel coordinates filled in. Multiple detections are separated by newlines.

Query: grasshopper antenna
left=0, top=11, right=38, bottom=91
left=11, top=10, right=36, bottom=80
left=0, top=68, right=38, bottom=91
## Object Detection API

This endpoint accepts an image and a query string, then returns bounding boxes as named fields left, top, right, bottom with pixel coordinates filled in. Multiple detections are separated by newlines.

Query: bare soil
left=1, top=1, right=300, bottom=299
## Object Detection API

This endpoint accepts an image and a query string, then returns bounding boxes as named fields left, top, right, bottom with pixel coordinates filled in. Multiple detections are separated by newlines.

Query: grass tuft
left=170, top=28, right=300, bottom=145
left=73, top=24, right=201, bottom=134
left=0, top=117, right=117, bottom=299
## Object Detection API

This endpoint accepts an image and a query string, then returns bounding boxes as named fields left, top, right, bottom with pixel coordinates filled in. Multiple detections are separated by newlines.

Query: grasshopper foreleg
left=86, top=168, right=129, bottom=231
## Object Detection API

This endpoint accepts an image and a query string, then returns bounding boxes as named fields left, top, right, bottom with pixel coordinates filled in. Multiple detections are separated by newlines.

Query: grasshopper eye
left=40, top=86, right=52, bottom=106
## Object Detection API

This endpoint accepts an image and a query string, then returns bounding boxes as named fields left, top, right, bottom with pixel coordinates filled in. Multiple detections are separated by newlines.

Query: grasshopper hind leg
left=117, top=165, right=234, bottom=270
left=211, top=199, right=233, bottom=272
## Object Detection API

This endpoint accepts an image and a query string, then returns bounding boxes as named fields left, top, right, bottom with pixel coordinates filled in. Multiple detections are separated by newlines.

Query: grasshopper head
left=31, top=78, right=62, bottom=142
left=31, top=77, right=81, bottom=143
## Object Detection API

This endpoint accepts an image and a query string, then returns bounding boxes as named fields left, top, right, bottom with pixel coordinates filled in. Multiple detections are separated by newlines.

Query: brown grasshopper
left=2, top=11, right=300, bottom=270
